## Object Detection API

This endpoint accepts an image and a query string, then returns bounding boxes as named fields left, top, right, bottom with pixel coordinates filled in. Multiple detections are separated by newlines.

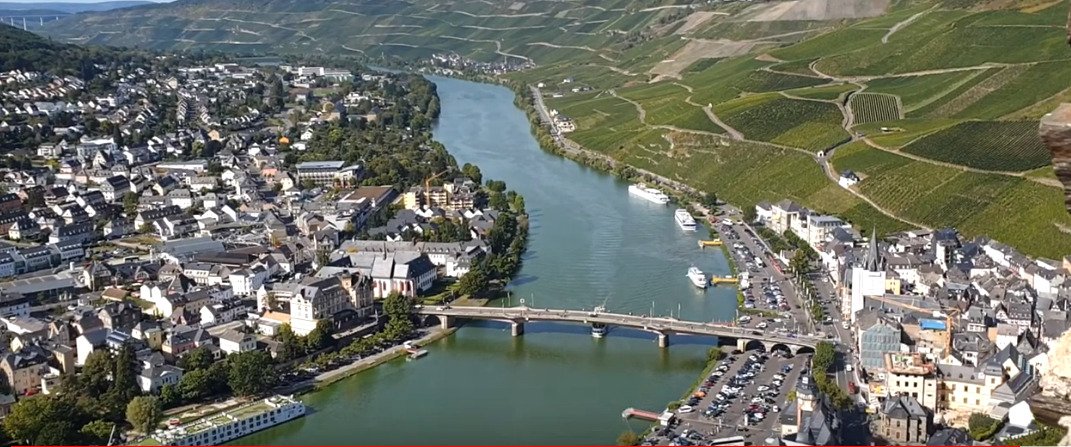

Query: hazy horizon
left=0, top=0, right=172, bottom=3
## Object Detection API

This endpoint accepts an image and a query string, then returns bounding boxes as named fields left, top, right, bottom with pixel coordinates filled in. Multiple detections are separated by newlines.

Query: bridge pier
left=511, top=321, right=525, bottom=337
left=657, top=332, right=669, bottom=348
left=737, top=338, right=749, bottom=352
left=439, top=315, right=453, bottom=330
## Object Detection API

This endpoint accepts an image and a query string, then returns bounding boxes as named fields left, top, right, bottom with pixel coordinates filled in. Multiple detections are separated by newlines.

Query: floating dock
left=698, top=239, right=723, bottom=248
left=621, top=407, right=661, bottom=421
left=710, top=276, right=739, bottom=285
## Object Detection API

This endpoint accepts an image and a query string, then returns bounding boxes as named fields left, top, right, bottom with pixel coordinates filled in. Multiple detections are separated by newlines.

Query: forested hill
left=0, top=24, right=152, bottom=80
left=29, top=0, right=1071, bottom=258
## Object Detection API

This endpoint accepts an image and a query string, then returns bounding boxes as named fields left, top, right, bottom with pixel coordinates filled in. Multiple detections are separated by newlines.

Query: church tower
left=849, top=228, right=887, bottom=321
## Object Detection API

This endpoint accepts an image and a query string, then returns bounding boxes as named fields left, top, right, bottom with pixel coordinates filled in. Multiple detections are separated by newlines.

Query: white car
left=678, top=405, right=694, bottom=413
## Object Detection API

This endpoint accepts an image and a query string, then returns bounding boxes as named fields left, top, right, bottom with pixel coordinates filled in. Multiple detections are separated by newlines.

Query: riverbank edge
left=156, top=70, right=531, bottom=440
left=389, top=69, right=739, bottom=446
left=313, top=326, right=460, bottom=389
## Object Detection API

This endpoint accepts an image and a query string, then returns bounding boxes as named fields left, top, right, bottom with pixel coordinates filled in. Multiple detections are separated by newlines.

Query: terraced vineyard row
left=622, top=133, right=910, bottom=233
left=832, top=144, right=1071, bottom=258
left=715, top=96, right=849, bottom=152
left=850, top=93, right=901, bottom=124
left=902, top=120, right=1049, bottom=171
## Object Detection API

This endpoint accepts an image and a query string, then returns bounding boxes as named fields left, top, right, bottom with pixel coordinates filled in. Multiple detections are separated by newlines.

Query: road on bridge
left=415, top=305, right=821, bottom=348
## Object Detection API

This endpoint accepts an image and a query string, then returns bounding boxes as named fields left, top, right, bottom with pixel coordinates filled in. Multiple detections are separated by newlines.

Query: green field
left=850, top=93, right=901, bottom=124
left=716, top=95, right=849, bottom=152
left=952, top=61, right=1071, bottom=119
left=813, top=5, right=1069, bottom=76
left=769, top=59, right=819, bottom=77
left=785, top=83, right=857, bottom=101
left=865, top=70, right=985, bottom=114
left=902, top=121, right=1050, bottom=171
left=621, top=132, right=910, bottom=233
left=620, top=82, right=724, bottom=134
left=732, top=70, right=827, bottom=93
left=855, top=118, right=962, bottom=148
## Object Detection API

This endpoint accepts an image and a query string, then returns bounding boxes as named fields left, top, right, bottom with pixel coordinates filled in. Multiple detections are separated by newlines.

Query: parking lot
left=643, top=348, right=809, bottom=445
left=715, top=221, right=816, bottom=336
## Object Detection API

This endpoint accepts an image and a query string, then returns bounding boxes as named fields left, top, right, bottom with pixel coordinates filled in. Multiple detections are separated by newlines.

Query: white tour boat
left=628, top=184, right=670, bottom=205
left=675, top=208, right=697, bottom=231
left=687, top=266, right=707, bottom=289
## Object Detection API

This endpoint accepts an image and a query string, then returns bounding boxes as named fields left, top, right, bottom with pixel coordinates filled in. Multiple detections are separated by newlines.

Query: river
left=236, top=76, right=738, bottom=445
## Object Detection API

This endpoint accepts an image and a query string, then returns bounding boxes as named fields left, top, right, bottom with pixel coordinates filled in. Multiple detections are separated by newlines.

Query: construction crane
left=423, top=169, right=450, bottom=208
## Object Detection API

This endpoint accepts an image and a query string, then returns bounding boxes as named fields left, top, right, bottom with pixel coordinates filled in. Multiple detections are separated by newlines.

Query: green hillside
left=36, top=0, right=1071, bottom=257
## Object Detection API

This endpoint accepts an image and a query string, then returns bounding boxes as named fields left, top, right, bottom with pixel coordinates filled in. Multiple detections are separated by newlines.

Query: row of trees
left=276, top=320, right=335, bottom=362
left=300, top=292, right=416, bottom=370
left=809, top=341, right=852, bottom=409
left=2, top=343, right=280, bottom=445
left=4, top=344, right=139, bottom=444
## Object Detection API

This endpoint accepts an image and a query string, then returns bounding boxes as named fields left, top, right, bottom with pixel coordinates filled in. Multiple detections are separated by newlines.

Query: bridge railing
left=417, top=306, right=820, bottom=345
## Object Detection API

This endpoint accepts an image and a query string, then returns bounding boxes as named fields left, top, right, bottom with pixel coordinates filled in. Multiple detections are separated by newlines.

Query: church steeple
left=865, top=227, right=882, bottom=271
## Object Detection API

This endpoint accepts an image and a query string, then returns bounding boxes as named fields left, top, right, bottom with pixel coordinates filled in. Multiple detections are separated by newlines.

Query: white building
left=218, top=329, right=258, bottom=355
left=849, top=233, right=887, bottom=321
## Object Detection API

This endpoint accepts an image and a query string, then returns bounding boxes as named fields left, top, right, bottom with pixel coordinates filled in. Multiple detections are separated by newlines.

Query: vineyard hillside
left=35, top=0, right=1071, bottom=257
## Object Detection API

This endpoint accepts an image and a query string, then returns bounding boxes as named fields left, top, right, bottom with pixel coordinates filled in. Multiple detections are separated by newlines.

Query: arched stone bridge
left=415, top=305, right=822, bottom=352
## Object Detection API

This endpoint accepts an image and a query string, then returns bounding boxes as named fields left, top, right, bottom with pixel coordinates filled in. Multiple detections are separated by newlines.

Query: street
left=715, top=214, right=867, bottom=406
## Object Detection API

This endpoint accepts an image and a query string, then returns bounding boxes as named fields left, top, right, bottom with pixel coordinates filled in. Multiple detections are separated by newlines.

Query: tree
left=79, top=419, right=113, bottom=444
left=105, top=344, right=140, bottom=416
left=80, top=349, right=115, bottom=396
left=812, top=341, right=836, bottom=373
left=617, top=430, right=641, bottom=446
left=701, top=191, right=718, bottom=209
left=179, top=347, right=214, bottom=371
left=488, top=191, right=509, bottom=210
left=126, top=396, right=162, bottom=434
left=159, top=384, right=181, bottom=408
left=384, top=316, right=414, bottom=342
left=276, top=324, right=303, bottom=361
left=382, top=292, right=413, bottom=319
left=742, top=206, right=758, bottom=223
left=264, top=292, right=279, bottom=312
left=122, top=192, right=139, bottom=215
left=461, top=163, right=482, bottom=184
left=305, top=319, right=334, bottom=352
left=790, top=250, right=812, bottom=275
left=456, top=266, right=488, bottom=297
left=316, top=247, right=330, bottom=268
left=227, top=351, right=274, bottom=396
left=968, top=413, right=1002, bottom=441
left=178, top=368, right=212, bottom=401
left=4, top=395, right=92, bottom=445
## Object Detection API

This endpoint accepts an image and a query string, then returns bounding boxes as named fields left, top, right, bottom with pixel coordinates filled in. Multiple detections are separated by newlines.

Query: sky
left=1, top=0, right=172, bottom=3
